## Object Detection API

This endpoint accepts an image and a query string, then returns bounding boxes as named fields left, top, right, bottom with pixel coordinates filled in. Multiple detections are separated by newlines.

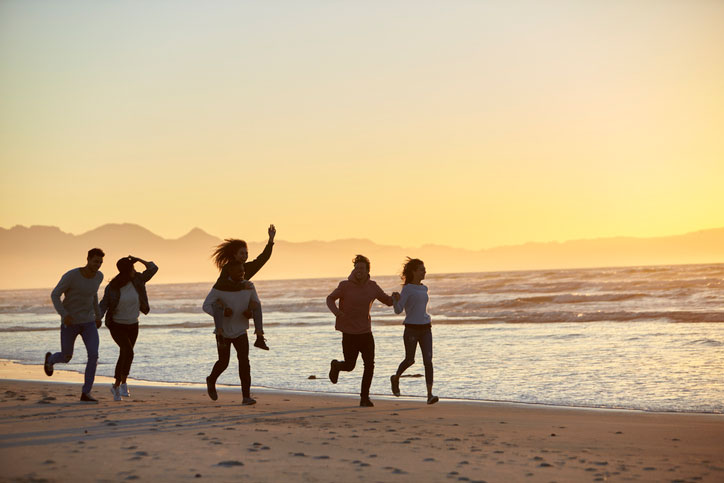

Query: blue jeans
left=395, top=325, right=433, bottom=388
left=48, top=321, right=99, bottom=395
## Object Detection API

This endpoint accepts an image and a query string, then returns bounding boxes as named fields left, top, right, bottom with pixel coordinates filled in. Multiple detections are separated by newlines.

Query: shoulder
left=64, top=268, right=81, bottom=278
left=368, top=280, right=385, bottom=291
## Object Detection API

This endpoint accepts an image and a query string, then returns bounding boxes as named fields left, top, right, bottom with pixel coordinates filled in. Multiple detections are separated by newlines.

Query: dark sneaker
left=206, top=376, right=218, bottom=401
left=80, top=393, right=98, bottom=403
left=242, top=397, right=257, bottom=406
left=44, top=352, right=53, bottom=377
left=329, top=360, right=340, bottom=384
left=390, top=375, right=400, bottom=397
left=360, top=397, right=374, bottom=407
left=427, top=395, right=439, bottom=405
left=254, top=337, right=269, bottom=351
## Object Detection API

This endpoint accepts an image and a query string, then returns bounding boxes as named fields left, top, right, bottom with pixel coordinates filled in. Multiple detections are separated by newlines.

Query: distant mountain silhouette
left=1, top=223, right=723, bottom=289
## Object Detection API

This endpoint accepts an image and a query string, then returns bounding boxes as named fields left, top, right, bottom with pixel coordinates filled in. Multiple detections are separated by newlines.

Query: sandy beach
left=0, top=361, right=722, bottom=482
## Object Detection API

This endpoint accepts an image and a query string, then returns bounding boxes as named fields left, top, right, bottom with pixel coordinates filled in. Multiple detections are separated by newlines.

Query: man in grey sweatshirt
left=44, top=248, right=105, bottom=402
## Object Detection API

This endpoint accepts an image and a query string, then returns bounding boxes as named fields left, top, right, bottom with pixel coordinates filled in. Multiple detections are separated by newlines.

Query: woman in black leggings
left=390, top=258, right=438, bottom=404
left=99, top=256, right=158, bottom=401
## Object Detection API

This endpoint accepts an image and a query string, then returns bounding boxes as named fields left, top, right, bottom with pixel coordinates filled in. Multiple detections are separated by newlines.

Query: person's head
left=226, top=260, right=245, bottom=282
left=116, top=257, right=137, bottom=278
left=109, top=256, right=136, bottom=288
left=351, top=254, right=370, bottom=282
left=212, top=239, right=248, bottom=270
left=86, top=248, right=105, bottom=273
left=401, top=257, right=425, bottom=285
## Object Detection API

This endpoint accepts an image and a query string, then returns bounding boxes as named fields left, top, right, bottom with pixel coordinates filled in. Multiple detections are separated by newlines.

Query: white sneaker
left=120, top=383, right=130, bottom=397
left=110, top=385, right=122, bottom=401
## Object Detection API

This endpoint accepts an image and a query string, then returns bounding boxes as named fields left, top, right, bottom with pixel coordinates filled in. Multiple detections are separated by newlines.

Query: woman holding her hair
left=390, top=258, right=438, bottom=405
left=99, top=256, right=158, bottom=401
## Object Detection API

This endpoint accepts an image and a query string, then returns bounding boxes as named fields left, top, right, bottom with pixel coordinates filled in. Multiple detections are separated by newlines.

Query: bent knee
left=62, top=354, right=73, bottom=363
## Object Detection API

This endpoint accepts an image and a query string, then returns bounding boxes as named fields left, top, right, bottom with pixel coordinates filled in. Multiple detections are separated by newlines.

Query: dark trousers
left=209, top=333, right=251, bottom=398
left=339, top=332, right=375, bottom=398
left=396, top=325, right=433, bottom=387
left=107, top=321, right=139, bottom=382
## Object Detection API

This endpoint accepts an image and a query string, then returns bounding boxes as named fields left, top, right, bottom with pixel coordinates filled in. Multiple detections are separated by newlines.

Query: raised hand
left=268, top=224, right=276, bottom=243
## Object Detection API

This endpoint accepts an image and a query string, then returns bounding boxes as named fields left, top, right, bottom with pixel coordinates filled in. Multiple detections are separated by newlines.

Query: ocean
left=1, top=263, right=722, bottom=413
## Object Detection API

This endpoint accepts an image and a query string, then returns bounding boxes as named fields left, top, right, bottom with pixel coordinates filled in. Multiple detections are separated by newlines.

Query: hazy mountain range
left=1, top=223, right=723, bottom=290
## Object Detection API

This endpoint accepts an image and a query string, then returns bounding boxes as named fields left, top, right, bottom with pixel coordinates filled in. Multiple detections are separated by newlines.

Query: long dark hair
left=109, top=257, right=134, bottom=289
left=212, top=239, right=247, bottom=271
left=401, top=257, right=424, bottom=285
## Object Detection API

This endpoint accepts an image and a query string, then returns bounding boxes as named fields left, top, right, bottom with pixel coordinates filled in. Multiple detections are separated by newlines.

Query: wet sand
left=1, top=361, right=723, bottom=482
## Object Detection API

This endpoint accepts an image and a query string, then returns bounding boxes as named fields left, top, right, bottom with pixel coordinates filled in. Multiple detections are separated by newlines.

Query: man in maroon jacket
left=326, top=254, right=396, bottom=407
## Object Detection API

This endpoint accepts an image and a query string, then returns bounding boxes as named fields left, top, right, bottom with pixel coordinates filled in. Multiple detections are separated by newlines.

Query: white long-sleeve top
left=202, top=286, right=260, bottom=339
left=393, top=283, right=431, bottom=325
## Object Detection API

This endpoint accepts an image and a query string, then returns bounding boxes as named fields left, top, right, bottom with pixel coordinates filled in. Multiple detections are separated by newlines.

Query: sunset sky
left=1, top=0, right=722, bottom=250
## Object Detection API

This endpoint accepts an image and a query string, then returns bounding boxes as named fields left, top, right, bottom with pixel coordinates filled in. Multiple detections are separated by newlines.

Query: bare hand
left=392, top=292, right=400, bottom=301
left=63, top=314, right=74, bottom=326
left=336, top=311, right=346, bottom=318
left=268, top=224, right=276, bottom=243
left=223, top=307, right=233, bottom=317
left=95, top=318, right=102, bottom=329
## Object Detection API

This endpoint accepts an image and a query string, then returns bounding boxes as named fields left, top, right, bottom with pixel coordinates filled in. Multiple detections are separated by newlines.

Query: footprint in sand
left=217, top=460, right=244, bottom=467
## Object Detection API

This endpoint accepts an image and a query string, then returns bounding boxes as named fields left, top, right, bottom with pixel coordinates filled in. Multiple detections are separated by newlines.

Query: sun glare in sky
left=1, top=1, right=722, bottom=249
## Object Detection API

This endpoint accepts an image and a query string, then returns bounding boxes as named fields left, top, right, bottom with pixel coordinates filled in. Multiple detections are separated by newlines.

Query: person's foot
left=390, top=375, right=400, bottom=397
left=254, top=336, right=269, bottom=350
left=110, top=385, right=122, bottom=402
left=44, top=352, right=53, bottom=377
left=120, top=383, right=130, bottom=397
left=359, top=397, right=374, bottom=407
left=206, top=376, right=218, bottom=401
left=427, top=395, right=439, bottom=405
left=329, top=360, right=340, bottom=384
left=80, top=392, right=98, bottom=403
left=242, top=397, right=257, bottom=406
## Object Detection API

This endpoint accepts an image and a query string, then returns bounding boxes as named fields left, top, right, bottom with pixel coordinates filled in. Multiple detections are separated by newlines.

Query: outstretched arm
left=244, top=224, right=276, bottom=280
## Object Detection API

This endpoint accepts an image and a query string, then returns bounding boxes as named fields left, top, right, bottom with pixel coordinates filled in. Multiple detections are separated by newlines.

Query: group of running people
left=43, top=224, right=438, bottom=406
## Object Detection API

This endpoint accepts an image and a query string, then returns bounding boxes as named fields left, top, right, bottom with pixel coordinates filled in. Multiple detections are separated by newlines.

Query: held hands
left=268, top=224, right=276, bottom=243
left=392, top=292, right=401, bottom=302
left=95, top=318, right=102, bottom=329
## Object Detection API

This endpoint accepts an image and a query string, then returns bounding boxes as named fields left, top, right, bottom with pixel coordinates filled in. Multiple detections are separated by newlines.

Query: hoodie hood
left=348, top=270, right=370, bottom=285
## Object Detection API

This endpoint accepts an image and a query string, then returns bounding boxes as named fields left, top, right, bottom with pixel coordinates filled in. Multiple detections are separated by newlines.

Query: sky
left=1, top=0, right=723, bottom=250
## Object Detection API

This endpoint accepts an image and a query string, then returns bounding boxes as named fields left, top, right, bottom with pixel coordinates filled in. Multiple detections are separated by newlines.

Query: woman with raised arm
left=210, top=224, right=275, bottom=350
left=99, top=255, right=158, bottom=401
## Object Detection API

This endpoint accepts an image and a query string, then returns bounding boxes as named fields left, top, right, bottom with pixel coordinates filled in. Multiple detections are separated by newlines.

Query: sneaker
left=44, top=352, right=53, bottom=377
left=254, top=336, right=269, bottom=351
left=80, top=393, right=98, bottom=403
left=329, top=360, right=340, bottom=384
left=427, top=395, right=439, bottom=405
left=390, top=375, right=400, bottom=397
left=360, top=397, right=374, bottom=407
left=242, top=397, right=257, bottom=406
left=110, top=385, right=122, bottom=402
left=120, top=383, right=130, bottom=397
left=206, top=376, right=218, bottom=401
